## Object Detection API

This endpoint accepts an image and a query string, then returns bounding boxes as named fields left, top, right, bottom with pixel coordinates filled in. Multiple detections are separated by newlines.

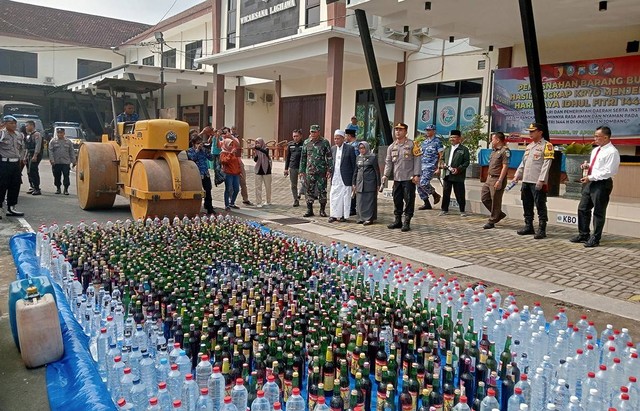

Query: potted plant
left=562, top=142, right=593, bottom=199
left=461, top=114, right=489, bottom=179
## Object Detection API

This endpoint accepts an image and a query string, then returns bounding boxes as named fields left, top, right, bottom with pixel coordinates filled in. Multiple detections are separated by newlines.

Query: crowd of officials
left=1, top=109, right=621, bottom=247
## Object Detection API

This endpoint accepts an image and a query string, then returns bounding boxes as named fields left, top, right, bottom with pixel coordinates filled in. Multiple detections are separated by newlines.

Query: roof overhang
left=64, top=64, right=214, bottom=95
left=196, top=25, right=420, bottom=80
left=346, top=0, right=640, bottom=48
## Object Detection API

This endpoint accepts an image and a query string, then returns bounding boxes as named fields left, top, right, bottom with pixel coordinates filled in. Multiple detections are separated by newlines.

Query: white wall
left=243, top=87, right=277, bottom=141
left=0, top=35, right=123, bottom=86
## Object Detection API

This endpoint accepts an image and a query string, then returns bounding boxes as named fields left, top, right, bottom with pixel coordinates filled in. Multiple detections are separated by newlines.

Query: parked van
left=0, top=100, right=45, bottom=133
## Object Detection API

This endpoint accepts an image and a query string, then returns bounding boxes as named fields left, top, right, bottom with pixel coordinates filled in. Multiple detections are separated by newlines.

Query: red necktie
left=587, top=146, right=601, bottom=176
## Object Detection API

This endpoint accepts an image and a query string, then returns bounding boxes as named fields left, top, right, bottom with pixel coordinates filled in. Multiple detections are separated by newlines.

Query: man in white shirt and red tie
left=570, top=126, right=620, bottom=248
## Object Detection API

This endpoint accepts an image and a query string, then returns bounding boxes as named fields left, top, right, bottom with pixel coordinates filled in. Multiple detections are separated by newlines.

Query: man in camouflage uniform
left=299, top=124, right=333, bottom=217
left=511, top=122, right=554, bottom=239
left=415, top=124, right=443, bottom=210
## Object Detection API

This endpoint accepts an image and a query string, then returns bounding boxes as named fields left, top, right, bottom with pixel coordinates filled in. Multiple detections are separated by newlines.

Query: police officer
left=0, top=115, right=25, bottom=217
left=299, top=124, right=333, bottom=218
left=49, top=128, right=77, bottom=195
left=416, top=124, right=443, bottom=210
left=24, top=120, right=43, bottom=196
left=382, top=123, right=421, bottom=232
left=481, top=132, right=510, bottom=229
left=511, top=122, right=554, bottom=239
left=284, top=129, right=305, bottom=207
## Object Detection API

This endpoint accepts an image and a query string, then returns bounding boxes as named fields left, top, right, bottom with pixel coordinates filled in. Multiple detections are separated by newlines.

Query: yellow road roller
left=76, top=79, right=203, bottom=220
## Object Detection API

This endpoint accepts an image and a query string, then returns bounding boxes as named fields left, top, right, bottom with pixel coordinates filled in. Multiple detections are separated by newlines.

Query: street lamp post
left=154, top=32, right=165, bottom=110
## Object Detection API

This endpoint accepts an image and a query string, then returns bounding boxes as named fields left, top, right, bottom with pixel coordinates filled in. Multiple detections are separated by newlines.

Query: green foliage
left=461, top=114, right=489, bottom=162
left=563, top=142, right=593, bottom=155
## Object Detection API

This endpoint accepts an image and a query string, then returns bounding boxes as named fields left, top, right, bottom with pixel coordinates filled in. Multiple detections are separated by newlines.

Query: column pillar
left=235, top=85, right=245, bottom=149
left=327, top=1, right=346, bottom=27
left=324, top=37, right=344, bottom=143
left=212, top=65, right=225, bottom=128
left=275, top=77, right=282, bottom=143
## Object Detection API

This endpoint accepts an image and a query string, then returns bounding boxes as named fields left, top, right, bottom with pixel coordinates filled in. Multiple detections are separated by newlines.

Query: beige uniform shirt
left=515, top=139, right=554, bottom=184
left=383, top=138, right=421, bottom=181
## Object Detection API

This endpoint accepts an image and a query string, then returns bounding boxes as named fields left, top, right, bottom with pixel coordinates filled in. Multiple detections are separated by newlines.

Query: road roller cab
left=75, top=78, right=203, bottom=221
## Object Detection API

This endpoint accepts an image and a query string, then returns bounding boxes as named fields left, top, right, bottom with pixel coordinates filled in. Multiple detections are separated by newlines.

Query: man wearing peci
left=569, top=126, right=620, bottom=248
left=438, top=130, right=470, bottom=217
left=328, top=130, right=356, bottom=223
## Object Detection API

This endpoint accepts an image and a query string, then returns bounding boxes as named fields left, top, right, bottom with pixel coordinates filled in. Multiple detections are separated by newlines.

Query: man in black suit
left=439, top=130, right=471, bottom=216
left=328, top=129, right=356, bottom=222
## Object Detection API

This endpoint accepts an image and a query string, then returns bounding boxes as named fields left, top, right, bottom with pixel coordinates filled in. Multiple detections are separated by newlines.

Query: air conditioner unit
left=411, top=27, right=430, bottom=38
left=264, top=93, right=275, bottom=104
left=246, top=90, right=257, bottom=103
left=44, top=76, right=54, bottom=85
left=383, top=27, right=406, bottom=40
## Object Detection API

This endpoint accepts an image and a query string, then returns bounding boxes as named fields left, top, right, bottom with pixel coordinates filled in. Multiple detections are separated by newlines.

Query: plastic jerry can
left=9, top=276, right=56, bottom=349
left=16, top=287, right=64, bottom=368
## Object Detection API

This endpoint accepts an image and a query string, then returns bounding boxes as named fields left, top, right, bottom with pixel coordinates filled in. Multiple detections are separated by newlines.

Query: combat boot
left=401, top=216, right=412, bottom=232
left=534, top=222, right=547, bottom=239
left=303, top=203, right=314, bottom=217
left=517, top=219, right=535, bottom=235
left=387, top=216, right=402, bottom=229
left=418, top=200, right=432, bottom=210
left=319, top=202, right=327, bottom=217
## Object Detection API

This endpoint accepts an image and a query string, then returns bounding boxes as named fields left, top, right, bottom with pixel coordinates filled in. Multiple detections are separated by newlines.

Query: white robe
left=330, top=145, right=352, bottom=219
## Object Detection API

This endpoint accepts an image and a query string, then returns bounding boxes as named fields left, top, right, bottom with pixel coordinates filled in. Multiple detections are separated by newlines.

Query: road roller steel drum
left=16, top=287, right=63, bottom=368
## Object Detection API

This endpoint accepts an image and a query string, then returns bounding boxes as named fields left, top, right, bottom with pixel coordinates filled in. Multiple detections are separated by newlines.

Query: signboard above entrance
left=239, top=0, right=300, bottom=47
left=491, top=55, right=640, bottom=145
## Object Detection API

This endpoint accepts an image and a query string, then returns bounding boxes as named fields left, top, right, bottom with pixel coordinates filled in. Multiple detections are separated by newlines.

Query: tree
left=461, top=114, right=489, bottom=163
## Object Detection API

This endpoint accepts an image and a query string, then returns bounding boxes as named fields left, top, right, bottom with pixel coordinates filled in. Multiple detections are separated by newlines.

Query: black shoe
left=293, top=200, right=300, bottom=207
left=483, top=223, right=495, bottom=229
left=225, top=206, right=231, bottom=211
left=242, top=200, right=254, bottom=206
left=206, top=208, right=216, bottom=215
left=569, top=234, right=589, bottom=243
left=31, top=189, right=41, bottom=196
left=338, top=217, right=347, bottom=223
left=357, top=220, right=364, bottom=224
left=55, top=188, right=61, bottom=194
left=388, top=218, right=402, bottom=229
left=363, top=220, right=373, bottom=226
left=304, top=204, right=314, bottom=217
left=63, top=189, right=69, bottom=195
left=584, top=237, right=600, bottom=248
left=328, top=217, right=337, bottom=223
left=27, top=188, right=34, bottom=194
left=433, top=192, right=441, bottom=204
left=418, top=202, right=432, bottom=210
left=496, top=212, right=507, bottom=223
left=6, top=206, right=24, bottom=217
left=230, top=204, right=239, bottom=209
left=319, top=206, right=327, bottom=217
left=401, top=219, right=411, bottom=232
left=517, top=225, right=535, bottom=235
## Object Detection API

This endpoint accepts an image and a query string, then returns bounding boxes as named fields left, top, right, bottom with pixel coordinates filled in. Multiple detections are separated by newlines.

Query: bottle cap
left=150, top=398, right=158, bottom=405
left=159, top=382, right=167, bottom=389
left=236, top=378, right=244, bottom=385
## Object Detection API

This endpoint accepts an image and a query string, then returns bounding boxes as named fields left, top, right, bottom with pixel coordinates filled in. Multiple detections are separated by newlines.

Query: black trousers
left=392, top=180, right=416, bottom=218
left=577, top=178, right=613, bottom=241
left=27, top=152, right=41, bottom=189
left=52, top=163, right=71, bottom=188
left=202, top=175, right=213, bottom=212
left=521, top=182, right=547, bottom=223
left=0, top=161, right=22, bottom=207
left=441, top=177, right=466, bottom=212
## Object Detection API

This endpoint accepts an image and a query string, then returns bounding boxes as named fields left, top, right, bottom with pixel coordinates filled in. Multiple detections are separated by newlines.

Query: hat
left=526, top=122, right=544, bottom=131
left=334, top=129, right=345, bottom=137
left=394, top=122, right=408, bottom=130
left=424, top=124, right=436, bottom=131
left=310, top=125, right=320, bottom=132
left=344, top=128, right=356, bottom=136
left=56, top=127, right=65, bottom=132
left=449, top=129, right=462, bottom=137
left=2, top=115, right=17, bottom=122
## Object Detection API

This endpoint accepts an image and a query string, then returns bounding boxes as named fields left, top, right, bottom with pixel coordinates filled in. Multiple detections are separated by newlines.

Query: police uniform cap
left=394, top=122, right=408, bottom=130
left=2, top=115, right=17, bottom=122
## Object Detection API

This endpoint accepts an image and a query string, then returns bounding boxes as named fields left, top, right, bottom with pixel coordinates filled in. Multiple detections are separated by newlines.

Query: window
left=354, top=87, right=396, bottom=146
left=142, top=56, right=155, bottom=66
left=162, top=49, right=176, bottom=68
left=416, top=79, right=483, bottom=136
left=185, top=41, right=203, bottom=70
left=77, top=59, right=112, bottom=78
left=227, top=0, right=237, bottom=49
left=306, top=0, right=320, bottom=28
left=0, top=49, right=37, bottom=78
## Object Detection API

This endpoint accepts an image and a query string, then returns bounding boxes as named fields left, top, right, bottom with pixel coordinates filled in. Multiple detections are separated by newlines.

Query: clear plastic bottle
left=616, top=393, right=633, bottom=411
left=182, top=374, right=199, bottom=411
left=148, top=397, right=161, bottom=410
left=551, top=378, right=569, bottom=410
left=507, top=387, right=524, bottom=411
left=196, top=355, right=213, bottom=390
left=170, top=343, right=182, bottom=365
left=566, top=396, right=583, bottom=411
left=176, top=350, right=192, bottom=377
left=314, top=396, right=330, bottom=411
left=129, top=346, right=143, bottom=379
left=131, top=376, right=149, bottom=410
left=222, top=396, right=239, bottom=411
left=480, top=388, right=500, bottom=411
left=262, top=374, right=280, bottom=408
left=168, top=364, right=183, bottom=401
left=251, top=391, right=271, bottom=411
left=514, top=374, right=531, bottom=406
left=197, top=388, right=214, bottom=411
left=157, top=358, right=171, bottom=387
left=110, top=356, right=126, bottom=402
left=595, top=365, right=611, bottom=408
left=208, top=366, right=225, bottom=411
left=231, top=378, right=248, bottom=411
left=117, top=398, right=134, bottom=410
left=452, top=395, right=471, bottom=411
left=530, top=367, right=548, bottom=411
left=157, top=382, right=173, bottom=411
left=585, top=388, right=604, bottom=411
left=285, top=388, right=305, bottom=411
left=120, top=367, right=136, bottom=403
left=626, top=376, right=640, bottom=409
left=96, top=327, right=110, bottom=381
left=141, top=350, right=157, bottom=397
left=134, top=323, right=149, bottom=353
